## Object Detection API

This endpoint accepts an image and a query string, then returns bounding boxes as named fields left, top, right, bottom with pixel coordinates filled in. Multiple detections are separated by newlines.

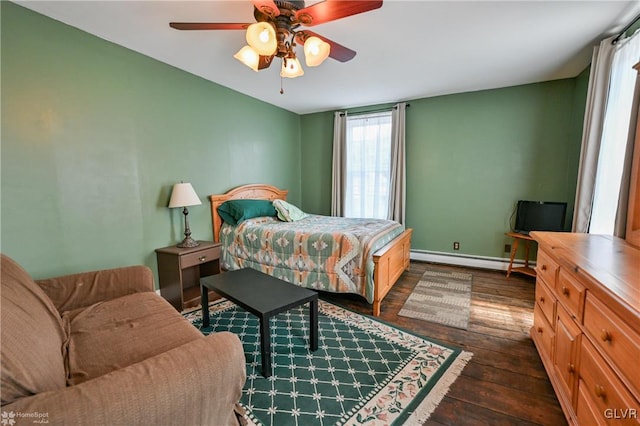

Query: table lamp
left=168, top=182, right=202, bottom=248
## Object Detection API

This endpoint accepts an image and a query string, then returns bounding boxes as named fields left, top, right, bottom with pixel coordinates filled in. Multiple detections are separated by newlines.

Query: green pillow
left=273, top=199, right=308, bottom=222
left=217, top=199, right=277, bottom=225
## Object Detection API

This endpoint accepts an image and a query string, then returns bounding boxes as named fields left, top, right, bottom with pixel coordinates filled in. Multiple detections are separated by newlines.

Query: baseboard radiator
left=410, top=249, right=535, bottom=272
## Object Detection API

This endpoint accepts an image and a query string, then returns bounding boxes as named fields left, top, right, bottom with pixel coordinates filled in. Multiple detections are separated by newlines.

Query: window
left=344, top=111, right=392, bottom=219
left=590, top=33, right=640, bottom=234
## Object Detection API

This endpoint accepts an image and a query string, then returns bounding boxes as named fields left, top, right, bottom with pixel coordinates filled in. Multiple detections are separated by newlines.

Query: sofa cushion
left=36, top=265, right=154, bottom=313
left=0, top=255, right=67, bottom=405
left=64, top=292, right=203, bottom=385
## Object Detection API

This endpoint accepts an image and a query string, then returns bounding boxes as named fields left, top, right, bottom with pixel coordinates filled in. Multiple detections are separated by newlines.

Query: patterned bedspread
left=219, top=215, right=404, bottom=303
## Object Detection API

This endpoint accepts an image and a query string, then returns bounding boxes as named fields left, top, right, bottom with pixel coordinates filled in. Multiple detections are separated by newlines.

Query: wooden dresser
left=530, top=232, right=640, bottom=425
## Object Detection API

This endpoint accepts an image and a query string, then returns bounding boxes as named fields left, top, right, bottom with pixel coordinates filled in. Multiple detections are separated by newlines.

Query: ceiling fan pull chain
left=280, top=76, right=284, bottom=94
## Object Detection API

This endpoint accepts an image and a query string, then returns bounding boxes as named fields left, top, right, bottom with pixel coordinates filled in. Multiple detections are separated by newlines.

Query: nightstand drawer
left=181, top=246, right=221, bottom=269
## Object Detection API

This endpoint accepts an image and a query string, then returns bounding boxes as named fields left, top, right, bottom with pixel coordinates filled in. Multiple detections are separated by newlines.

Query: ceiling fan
left=169, top=0, right=383, bottom=79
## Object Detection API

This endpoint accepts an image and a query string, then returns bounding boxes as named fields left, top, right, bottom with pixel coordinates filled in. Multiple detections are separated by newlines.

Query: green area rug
left=184, top=299, right=472, bottom=425
left=399, top=268, right=473, bottom=330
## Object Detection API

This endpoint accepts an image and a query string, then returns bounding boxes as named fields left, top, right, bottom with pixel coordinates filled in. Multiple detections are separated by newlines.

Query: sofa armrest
left=36, top=265, right=154, bottom=314
left=1, top=332, right=247, bottom=426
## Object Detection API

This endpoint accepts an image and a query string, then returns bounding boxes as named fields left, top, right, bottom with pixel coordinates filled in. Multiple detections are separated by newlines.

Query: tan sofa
left=0, top=254, right=246, bottom=425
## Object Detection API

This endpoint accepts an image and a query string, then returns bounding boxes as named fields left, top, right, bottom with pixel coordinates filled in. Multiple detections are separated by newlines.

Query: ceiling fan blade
left=252, top=0, right=280, bottom=17
left=296, top=31, right=356, bottom=62
left=258, top=55, right=275, bottom=70
left=169, top=22, right=250, bottom=31
left=295, top=0, right=382, bottom=26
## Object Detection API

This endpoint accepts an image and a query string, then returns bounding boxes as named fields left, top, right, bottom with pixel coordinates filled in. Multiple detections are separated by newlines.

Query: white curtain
left=331, top=111, right=347, bottom=216
left=344, top=111, right=393, bottom=219
left=572, top=36, right=616, bottom=232
left=589, top=31, right=640, bottom=235
left=389, top=102, right=407, bottom=225
left=616, top=69, right=640, bottom=237
left=331, top=104, right=407, bottom=222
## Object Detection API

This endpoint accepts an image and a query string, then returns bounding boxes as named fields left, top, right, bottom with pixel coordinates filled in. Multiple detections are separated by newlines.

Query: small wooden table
left=505, top=232, right=537, bottom=278
left=155, top=241, right=221, bottom=311
left=200, top=268, right=319, bottom=377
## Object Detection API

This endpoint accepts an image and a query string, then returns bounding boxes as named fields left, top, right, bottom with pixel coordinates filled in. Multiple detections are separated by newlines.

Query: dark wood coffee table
left=200, top=268, right=318, bottom=377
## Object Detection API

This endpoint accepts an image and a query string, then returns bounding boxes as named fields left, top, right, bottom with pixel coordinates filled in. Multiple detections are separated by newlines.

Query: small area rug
left=398, top=267, right=473, bottom=330
left=184, top=299, right=472, bottom=426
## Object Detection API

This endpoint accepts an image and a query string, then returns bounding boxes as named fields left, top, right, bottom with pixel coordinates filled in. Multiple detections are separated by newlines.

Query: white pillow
left=273, top=199, right=308, bottom=222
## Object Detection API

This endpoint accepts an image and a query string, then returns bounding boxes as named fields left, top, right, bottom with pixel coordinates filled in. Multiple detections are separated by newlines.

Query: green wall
left=1, top=2, right=590, bottom=276
left=300, top=80, right=585, bottom=259
left=1, top=2, right=301, bottom=278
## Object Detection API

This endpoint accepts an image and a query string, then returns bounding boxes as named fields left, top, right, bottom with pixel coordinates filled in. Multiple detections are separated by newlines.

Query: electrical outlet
left=453, top=241, right=460, bottom=250
left=505, top=244, right=512, bottom=253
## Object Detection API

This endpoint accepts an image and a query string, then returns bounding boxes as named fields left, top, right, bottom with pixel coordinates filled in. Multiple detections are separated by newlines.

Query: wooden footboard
left=372, top=229, right=412, bottom=316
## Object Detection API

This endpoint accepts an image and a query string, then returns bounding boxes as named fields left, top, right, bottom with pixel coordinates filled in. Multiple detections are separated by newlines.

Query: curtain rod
left=339, top=103, right=410, bottom=117
left=613, top=12, right=640, bottom=45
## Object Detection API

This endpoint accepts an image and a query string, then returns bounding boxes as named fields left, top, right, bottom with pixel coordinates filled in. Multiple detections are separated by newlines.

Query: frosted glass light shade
left=234, top=46, right=260, bottom=71
left=303, top=36, right=330, bottom=67
left=168, top=183, right=202, bottom=208
left=280, top=57, right=304, bottom=78
left=246, top=22, right=277, bottom=56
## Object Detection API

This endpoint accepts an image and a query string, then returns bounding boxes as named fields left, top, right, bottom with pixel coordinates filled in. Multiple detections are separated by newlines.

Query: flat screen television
left=514, top=200, right=567, bottom=235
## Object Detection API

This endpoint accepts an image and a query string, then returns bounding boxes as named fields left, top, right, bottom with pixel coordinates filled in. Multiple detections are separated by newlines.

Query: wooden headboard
left=209, top=184, right=289, bottom=242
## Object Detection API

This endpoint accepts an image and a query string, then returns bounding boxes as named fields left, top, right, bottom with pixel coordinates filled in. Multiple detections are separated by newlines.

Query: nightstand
left=155, top=241, right=221, bottom=311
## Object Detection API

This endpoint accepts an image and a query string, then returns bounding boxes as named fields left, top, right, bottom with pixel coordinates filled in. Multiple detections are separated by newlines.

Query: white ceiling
left=14, top=0, right=640, bottom=114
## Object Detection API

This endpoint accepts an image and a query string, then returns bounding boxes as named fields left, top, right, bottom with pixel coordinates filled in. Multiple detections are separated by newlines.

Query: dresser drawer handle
left=594, top=385, right=606, bottom=400
left=537, top=327, right=543, bottom=334
left=601, top=330, right=612, bottom=343
left=561, top=286, right=570, bottom=296
left=540, top=264, right=547, bottom=271
left=567, top=363, right=575, bottom=374
left=198, top=256, right=207, bottom=262
left=539, top=296, right=545, bottom=303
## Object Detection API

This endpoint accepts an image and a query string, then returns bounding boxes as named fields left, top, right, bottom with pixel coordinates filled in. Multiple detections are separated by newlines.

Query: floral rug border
left=184, top=299, right=473, bottom=425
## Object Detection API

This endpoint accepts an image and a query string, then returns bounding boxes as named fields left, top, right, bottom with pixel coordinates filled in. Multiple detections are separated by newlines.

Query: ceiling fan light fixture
left=171, top=0, right=380, bottom=85
left=280, top=56, right=304, bottom=78
left=245, top=22, right=277, bottom=56
left=234, top=45, right=260, bottom=71
left=303, top=36, right=330, bottom=67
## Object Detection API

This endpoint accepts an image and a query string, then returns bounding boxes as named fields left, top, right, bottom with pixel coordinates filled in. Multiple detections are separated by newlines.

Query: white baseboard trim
left=410, top=249, right=535, bottom=271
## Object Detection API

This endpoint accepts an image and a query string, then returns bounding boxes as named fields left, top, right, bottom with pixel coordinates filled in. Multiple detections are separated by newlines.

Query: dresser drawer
left=578, top=338, right=639, bottom=425
left=536, top=249, right=559, bottom=288
left=533, top=302, right=555, bottom=361
left=556, top=269, right=585, bottom=320
left=583, top=293, right=640, bottom=398
left=535, top=279, right=556, bottom=326
left=180, top=246, right=221, bottom=269
left=577, top=380, right=607, bottom=426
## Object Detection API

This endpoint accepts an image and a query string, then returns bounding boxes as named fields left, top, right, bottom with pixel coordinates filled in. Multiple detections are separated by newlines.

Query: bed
left=209, top=184, right=412, bottom=316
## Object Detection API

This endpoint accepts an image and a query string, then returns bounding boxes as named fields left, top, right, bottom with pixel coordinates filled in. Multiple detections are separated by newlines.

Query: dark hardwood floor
left=321, top=261, right=567, bottom=426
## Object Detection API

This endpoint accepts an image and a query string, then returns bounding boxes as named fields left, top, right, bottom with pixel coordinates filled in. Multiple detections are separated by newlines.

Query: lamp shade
left=168, top=183, right=201, bottom=208
left=303, top=36, right=330, bottom=67
left=246, top=22, right=277, bottom=56
left=234, top=45, right=260, bottom=71
left=280, top=56, right=304, bottom=78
